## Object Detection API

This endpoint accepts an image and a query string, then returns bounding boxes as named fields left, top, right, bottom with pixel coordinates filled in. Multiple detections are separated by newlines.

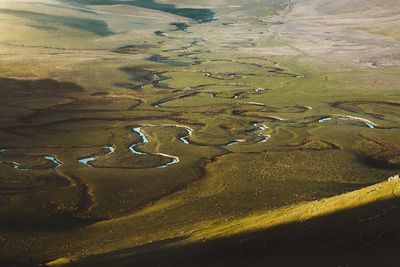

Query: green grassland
left=0, top=0, right=399, bottom=266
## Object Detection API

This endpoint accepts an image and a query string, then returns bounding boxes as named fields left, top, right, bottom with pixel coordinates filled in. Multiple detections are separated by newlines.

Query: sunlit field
left=0, top=0, right=400, bottom=266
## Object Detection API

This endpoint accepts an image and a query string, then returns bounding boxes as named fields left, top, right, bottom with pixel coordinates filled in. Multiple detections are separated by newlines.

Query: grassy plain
left=0, top=0, right=399, bottom=266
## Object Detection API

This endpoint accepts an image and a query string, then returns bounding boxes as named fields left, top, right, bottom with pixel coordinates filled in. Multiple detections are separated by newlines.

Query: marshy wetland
left=0, top=0, right=400, bottom=266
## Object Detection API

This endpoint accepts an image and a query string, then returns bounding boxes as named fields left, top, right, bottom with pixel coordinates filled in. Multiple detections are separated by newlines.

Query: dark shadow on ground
left=0, top=9, right=114, bottom=36
left=67, top=0, right=215, bottom=22
left=71, top=197, right=400, bottom=267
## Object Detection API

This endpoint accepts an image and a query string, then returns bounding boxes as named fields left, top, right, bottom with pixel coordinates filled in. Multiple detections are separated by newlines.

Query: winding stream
left=226, top=123, right=271, bottom=146
left=129, top=124, right=191, bottom=168
left=226, top=140, right=246, bottom=146
left=129, top=127, right=149, bottom=155
left=318, top=115, right=377, bottom=128
left=0, top=149, right=63, bottom=170
left=0, top=112, right=378, bottom=172
left=79, top=145, right=116, bottom=167
left=140, top=124, right=194, bottom=145
left=78, top=156, right=97, bottom=167
left=154, top=153, right=179, bottom=168
left=77, top=124, right=192, bottom=169
left=44, top=155, right=62, bottom=168
left=179, top=127, right=193, bottom=144
left=253, top=123, right=271, bottom=143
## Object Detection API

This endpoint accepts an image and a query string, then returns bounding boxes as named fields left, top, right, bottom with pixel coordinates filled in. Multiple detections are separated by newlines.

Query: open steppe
left=0, top=0, right=399, bottom=266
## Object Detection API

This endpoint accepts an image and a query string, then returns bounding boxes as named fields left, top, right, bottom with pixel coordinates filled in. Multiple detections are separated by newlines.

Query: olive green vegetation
left=68, top=179, right=400, bottom=267
left=0, top=0, right=399, bottom=266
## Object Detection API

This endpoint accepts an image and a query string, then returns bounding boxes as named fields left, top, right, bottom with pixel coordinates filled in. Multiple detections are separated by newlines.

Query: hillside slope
left=56, top=176, right=400, bottom=266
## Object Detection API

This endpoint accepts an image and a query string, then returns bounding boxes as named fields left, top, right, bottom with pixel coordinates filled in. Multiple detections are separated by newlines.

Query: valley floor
left=0, top=0, right=399, bottom=266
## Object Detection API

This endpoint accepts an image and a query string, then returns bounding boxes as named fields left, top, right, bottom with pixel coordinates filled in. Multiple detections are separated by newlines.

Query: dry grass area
left=272, top=0, right=400, bottom=67
left=0, top=0, right=399, bottom=266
